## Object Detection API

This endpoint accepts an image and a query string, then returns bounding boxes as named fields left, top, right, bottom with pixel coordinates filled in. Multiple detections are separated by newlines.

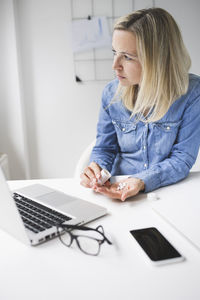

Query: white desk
left=1, top=173, right=200, bottom=300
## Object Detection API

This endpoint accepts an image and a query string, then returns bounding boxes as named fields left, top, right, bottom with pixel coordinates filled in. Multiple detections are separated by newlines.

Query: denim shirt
left=90, top=73, right=200, bottom=193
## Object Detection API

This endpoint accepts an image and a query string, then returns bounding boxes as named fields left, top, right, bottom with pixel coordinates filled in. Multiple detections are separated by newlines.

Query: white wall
left=0, top=0, right=29, bottom=179
left=0, top=0, right=199, bottom=179
left=155, top=0, right=200, bottom=75
left=14, top=0, right=107, bottom=179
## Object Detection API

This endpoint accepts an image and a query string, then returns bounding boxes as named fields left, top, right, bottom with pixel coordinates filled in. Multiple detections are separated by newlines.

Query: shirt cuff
left=129, top=169, right=161, bottom=193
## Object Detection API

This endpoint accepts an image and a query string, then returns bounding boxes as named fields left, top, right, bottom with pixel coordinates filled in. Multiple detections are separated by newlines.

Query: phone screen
left=130, top=227, right=182, bottom=262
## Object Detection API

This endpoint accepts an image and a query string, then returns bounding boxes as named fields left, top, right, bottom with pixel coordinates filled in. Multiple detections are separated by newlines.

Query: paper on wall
left=71, top=16, right=111, bottom=53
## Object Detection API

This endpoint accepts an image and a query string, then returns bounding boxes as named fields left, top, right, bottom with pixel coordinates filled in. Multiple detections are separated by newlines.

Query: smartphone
left=130, top=227, right=184, bottom=266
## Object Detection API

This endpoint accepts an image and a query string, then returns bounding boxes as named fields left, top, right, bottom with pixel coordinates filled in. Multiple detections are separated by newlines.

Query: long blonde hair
left=113, top=8, right=191, bottom=122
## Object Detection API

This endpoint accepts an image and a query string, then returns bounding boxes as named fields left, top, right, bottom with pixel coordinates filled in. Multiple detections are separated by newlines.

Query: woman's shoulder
left=188, top=73, right=200, bottom=95
left=182, top=73, right=200, bottom=111
left=189, top=73, right=200, bottom=82
left=102, top=79, right=119, bottom=100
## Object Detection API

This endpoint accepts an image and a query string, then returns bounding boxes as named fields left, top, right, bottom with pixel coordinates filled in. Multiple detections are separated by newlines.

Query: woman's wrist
left=138, top=179, right=145, bottom=191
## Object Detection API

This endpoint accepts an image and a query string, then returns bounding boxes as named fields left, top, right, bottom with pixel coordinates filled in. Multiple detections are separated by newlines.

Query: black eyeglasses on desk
left=56, top=223, right=112, bottom=256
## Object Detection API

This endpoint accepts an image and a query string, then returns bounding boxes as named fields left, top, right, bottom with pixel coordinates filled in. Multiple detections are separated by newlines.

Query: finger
left=80, top=179, right=91, bottom=188
left=92, top=179, right=111, bottom=190
left=89, top=162, right=102, bottom=179
left=104, top=181, right=111, bottom=187
left=95, top=186, right=121, bottom=199
left=80, top=172, right=93, bottom=188
left=83, top=167, right=96, bottom=181
left=121, top=186, right=138, bottom=201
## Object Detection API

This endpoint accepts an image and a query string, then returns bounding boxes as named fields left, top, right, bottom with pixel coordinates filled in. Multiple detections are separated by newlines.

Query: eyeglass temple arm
left=96, top=225, right=112, bottom=244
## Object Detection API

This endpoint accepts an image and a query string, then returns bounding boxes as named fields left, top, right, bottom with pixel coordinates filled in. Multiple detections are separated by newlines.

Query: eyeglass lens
left=59, top=228, right=103, bottom=255
left=76, top=236, right=100, bottom=255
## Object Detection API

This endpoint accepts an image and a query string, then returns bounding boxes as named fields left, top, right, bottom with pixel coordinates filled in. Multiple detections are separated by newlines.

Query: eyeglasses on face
left=56, top=223, right=112, bottom=256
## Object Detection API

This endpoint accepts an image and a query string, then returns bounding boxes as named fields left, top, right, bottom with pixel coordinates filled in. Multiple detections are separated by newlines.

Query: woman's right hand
left=80, top=162, right=102, bottom=188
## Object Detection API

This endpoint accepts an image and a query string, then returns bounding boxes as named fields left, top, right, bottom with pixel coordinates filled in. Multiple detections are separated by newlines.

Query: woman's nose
left=112, top=55, right=122, bottom=70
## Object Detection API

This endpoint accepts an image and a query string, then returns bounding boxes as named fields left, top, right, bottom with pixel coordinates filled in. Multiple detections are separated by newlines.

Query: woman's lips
left=116, top=74, right=126, bottom=80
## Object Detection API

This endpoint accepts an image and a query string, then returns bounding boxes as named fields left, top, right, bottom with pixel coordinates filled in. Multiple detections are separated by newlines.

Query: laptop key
left=13, top=193, right=72, bottom=233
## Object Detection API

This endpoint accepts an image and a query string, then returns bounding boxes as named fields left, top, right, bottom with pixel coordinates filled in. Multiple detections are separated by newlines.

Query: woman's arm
left=89, top=82, right=119, bottom=172
left=81, top=81, right=119, bottom=188
left=130, top=91, right=200, bottom=193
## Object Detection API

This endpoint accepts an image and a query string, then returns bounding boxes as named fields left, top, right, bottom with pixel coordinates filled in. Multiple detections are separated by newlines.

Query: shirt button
left=143, top=146, right=146, bottom=150
left=122, top=128, right=126, bottom=132
left=144, top=163, right=147, bottom=168
left=166, top=126, right=170, bottom=130
left=112, top=120, right=116, bottom=125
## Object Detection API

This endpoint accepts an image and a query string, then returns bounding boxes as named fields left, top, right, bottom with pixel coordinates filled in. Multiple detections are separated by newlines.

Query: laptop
left=150, top=172, right=200, bottom=251
left=0, top=168, right=107, bottom=246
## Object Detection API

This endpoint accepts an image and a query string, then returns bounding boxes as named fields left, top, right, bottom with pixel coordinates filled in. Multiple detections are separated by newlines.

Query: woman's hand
left=80, top=162, right=104, bottom=188
left=92, top=177, right=145, bottom=201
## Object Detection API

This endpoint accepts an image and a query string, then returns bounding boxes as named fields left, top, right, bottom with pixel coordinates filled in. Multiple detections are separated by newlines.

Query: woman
left=80, top=8, right=200, bottom=201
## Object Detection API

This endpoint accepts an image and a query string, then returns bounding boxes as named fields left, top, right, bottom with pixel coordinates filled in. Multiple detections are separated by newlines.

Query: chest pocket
left=112, top=119, right=139, bottom=152
left=153, top=121, right=182, bottom=156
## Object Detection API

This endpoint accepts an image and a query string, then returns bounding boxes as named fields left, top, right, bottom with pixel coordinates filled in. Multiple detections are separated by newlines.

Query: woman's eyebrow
left=121, top=51, right=138, bottom=57
left=112, top=48, right=137, bottom=57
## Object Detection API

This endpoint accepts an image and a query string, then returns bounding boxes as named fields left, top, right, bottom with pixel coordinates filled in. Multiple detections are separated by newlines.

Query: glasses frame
left=56, top=223, right=112, bottom=256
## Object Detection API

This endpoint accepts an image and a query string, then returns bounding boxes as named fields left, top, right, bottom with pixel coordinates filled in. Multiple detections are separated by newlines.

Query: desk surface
left=1, top=173, right=200, bottom=300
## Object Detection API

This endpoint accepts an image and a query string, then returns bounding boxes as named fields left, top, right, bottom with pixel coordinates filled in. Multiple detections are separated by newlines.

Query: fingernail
left=96, top=174, right=100, bottom=179
left=121, top=195, right=126, bottom=201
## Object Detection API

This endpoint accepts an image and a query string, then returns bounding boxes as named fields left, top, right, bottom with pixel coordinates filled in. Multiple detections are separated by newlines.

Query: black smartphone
left=130, top=227, right=184, bottom=265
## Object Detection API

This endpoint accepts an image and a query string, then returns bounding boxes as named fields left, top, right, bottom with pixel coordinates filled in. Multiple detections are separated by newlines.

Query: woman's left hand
left=92, top=177, right=145, bottom=201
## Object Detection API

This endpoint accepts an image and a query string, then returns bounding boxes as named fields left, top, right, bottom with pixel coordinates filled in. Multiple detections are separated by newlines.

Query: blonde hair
left=113, top=8, right=191, bottom=122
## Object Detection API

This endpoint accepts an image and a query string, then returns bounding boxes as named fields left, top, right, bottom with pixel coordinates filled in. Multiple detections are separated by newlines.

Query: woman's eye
left=112, top=50, right=136, bottom=61
left=112, top=50, right=116, bottom=56
left=124, top=55, right=133, bottom=61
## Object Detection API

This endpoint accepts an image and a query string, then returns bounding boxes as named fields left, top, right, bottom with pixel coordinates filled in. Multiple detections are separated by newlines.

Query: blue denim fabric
left=90, top=73, right=200, bottom=192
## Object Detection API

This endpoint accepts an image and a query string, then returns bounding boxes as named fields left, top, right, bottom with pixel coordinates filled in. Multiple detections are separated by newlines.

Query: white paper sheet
left=71, top=16, right=111, bottom=53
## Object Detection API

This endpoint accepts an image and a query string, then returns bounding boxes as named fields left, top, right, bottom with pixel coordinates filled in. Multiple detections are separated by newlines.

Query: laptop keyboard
left=13, top=193, right=72, bottom=233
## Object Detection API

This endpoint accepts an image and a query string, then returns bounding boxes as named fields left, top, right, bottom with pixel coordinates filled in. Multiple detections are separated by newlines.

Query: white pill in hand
left=147, top=192, right=159, bottom=201
left=116, top=182, right=127, bottom=191
left=97, top=169, right=111, bottom=185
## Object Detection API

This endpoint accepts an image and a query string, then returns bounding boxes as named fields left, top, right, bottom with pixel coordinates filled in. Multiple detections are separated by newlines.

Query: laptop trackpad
left=36, top=192, right=75, bottom=207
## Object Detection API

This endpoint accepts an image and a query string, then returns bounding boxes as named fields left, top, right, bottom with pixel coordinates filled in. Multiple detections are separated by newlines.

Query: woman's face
left=112, top=30, right=142, bottom=86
